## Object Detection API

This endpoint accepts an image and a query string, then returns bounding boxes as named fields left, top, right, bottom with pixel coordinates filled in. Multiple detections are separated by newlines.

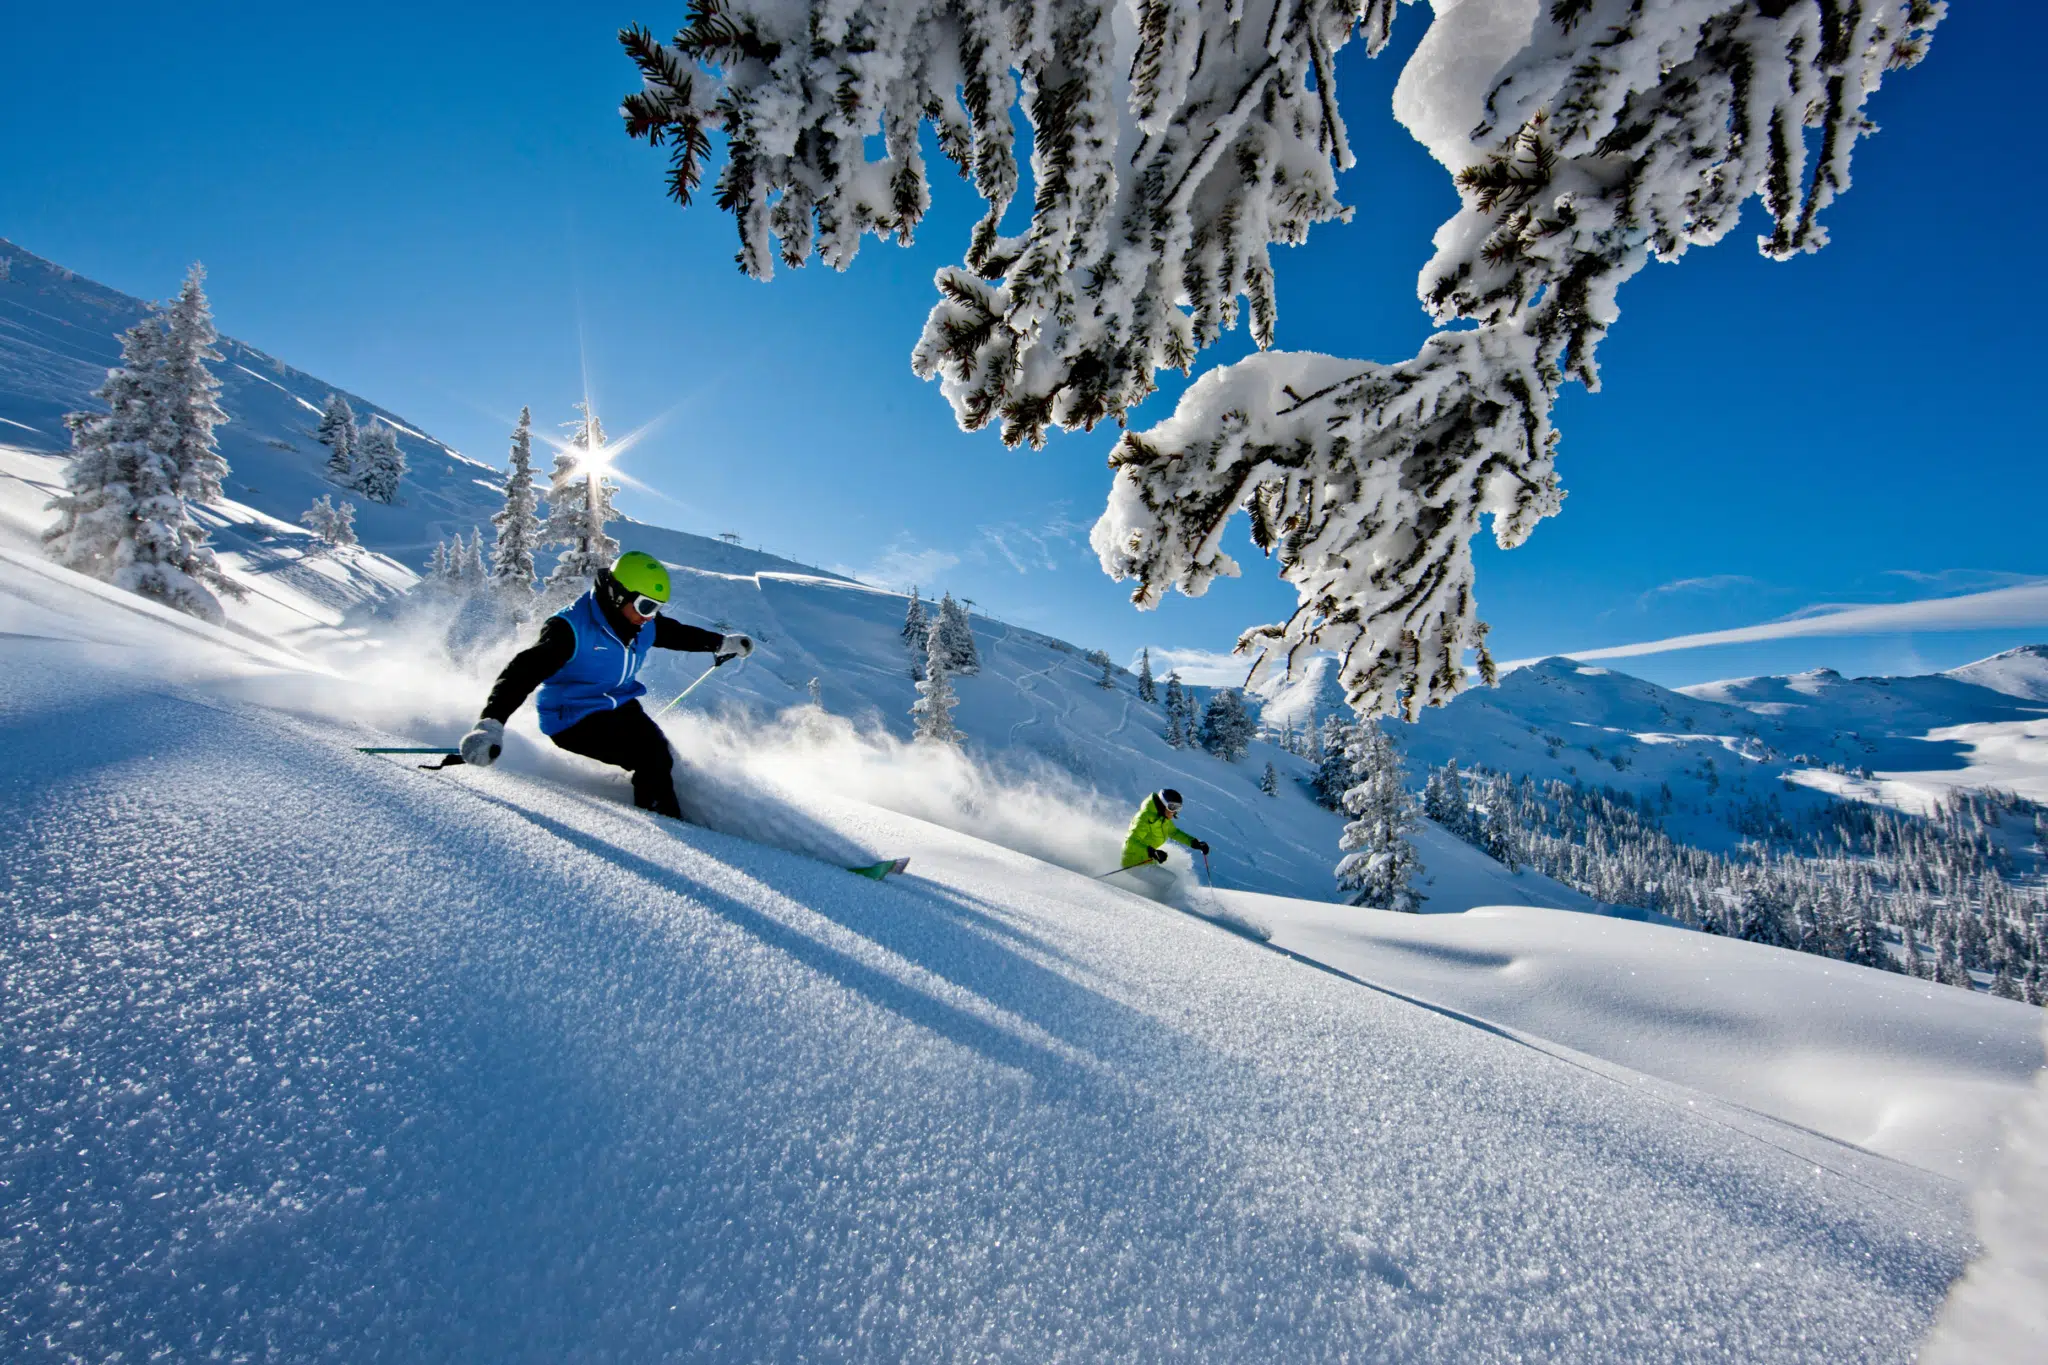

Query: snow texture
left=0, top=541, right=2007, bottom=1362
left=1921, top=1014, right=2048, bottom=1363
left=1243, top=894, right=2044, bottom=1180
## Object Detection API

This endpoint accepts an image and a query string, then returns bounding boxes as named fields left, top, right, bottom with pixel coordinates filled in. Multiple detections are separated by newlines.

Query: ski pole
left=654, top=653, right=734, bottom=717
left=355, top=746, right=465, bottom=771
left=1093, top=864, right=1142, bottom=880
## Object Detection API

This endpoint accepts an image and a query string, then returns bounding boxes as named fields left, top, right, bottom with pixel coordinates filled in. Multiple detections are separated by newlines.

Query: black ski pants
left=550, top=701, right=683, bottom=819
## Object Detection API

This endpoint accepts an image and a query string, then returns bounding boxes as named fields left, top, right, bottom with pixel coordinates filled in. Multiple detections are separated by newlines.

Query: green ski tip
left=850, top=857, right=911, bottom=881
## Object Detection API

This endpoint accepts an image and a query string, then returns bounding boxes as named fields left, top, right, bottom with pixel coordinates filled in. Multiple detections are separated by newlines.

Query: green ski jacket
left=1122, top=794, right=1198, bottom=867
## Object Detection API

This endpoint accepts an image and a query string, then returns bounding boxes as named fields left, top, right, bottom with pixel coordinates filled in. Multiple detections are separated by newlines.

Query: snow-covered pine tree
left=1739, top=883, right=1795, bottom=948
left=901, top=587, right=929, bottom=678
left=808, top=676, right=823, bottom=708
left=543, top=404, right=620, bottom=595
left=162, top=263, right=229, bottom=505
left=329, top=496, right=357, bottom=548
left=1199, top=688, right=1254, bottom=762
left=44, top=316, right=240, bottom=622
left=622, top=0, right=1944, bottom=719
left=1089, top=649, right=1115, bottom=689
left=912, top=620, right=962, bottom=745
left=427, top=540, right=450, bottom=581
left=355, top=421, right=407, bottom=504
left=1311, top=717, right=1359, bottom=810
left=1259, top=762, right=1278, bottom=797
left=936, top=592, right=979, bottom=674
left=490, top=406, right=541, bottom=593
left=317, top=394, right=358, bottom=485
left=300, top=495, right=342, bottom=549
left=1162, top=672, right=1187, bottom=747
left=1335, top=719, right=1426, bottom=912
left=1935, top=939, right=1976, bottom=991
left=1843, top=911, right=1888, bottom=971
left=1136, top=648, right=1157, bottom=703
left=1422, top=760, right=1473, bottom=836
left=461, top=527, right=487, bottom=582
left=1481, top=799, right=1520, bottom=873
left=1177, top=682, right=1203, bottom=747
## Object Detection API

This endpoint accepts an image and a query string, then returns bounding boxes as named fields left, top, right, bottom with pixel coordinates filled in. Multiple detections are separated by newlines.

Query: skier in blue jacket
left=458, top=550, right=752, bottom=818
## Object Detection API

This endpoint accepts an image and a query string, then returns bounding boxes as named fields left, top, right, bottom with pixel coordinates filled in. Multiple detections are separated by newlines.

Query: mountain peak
left=1944, top=643, right=2048, bottom=702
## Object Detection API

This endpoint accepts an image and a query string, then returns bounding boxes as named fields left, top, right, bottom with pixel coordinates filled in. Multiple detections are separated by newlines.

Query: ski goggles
left=1163, top=798, right=1183, bottom=813
left=628, top=594, right=662, bottom=617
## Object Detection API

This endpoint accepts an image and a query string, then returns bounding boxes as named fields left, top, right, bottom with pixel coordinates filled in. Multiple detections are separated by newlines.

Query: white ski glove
left=459, top=718, right=504, bottom=767
left=719, top=633, right=754, bottom=659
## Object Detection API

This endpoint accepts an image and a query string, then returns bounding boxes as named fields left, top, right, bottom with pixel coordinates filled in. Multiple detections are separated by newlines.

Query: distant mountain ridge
left=1248, top=647, right=2048, bottom=847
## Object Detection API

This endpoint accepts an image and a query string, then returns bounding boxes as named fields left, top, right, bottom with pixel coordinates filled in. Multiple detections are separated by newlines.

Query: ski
left=364, top=745, right=909, bottom=881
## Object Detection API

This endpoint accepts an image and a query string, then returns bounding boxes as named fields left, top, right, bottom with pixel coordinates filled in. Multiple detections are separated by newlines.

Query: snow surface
left=1921, top=1014, right=2048, bottom=1363
left=0, top=542, right=2011, bottom=1362
left=1235, top=894, right=2043, bottom=1178
left=1947, top=644, right=2048, bottom=703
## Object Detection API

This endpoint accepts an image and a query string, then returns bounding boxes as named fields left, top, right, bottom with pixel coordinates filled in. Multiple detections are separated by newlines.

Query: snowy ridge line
left=1223, top=904, right=1961, bottom=1208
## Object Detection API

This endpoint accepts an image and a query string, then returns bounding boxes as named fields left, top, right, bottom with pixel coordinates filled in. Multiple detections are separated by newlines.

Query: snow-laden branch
left=623, top=0, right=1397, bottom=445
left=622, top=0, right=1943, bottom=715
left=1092, top=327, right=1559, bottom=717
left=1095, top=0, right=1942, bottom=714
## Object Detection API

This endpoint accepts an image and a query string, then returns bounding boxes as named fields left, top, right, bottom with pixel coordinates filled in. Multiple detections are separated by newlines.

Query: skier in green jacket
left=1122, top=788, right=1211, bottom=868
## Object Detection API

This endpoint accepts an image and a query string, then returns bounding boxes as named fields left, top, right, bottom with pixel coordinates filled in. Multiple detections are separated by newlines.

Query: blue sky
left=3, top=2, right=2042, bottom=690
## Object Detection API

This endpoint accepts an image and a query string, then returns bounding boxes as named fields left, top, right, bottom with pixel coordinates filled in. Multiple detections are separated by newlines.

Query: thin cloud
left=1883, top=567, right=2041, bottom=592
left=1636, top=573, right=1759, bottom=608
left=1506, top=578, right=2048, bottom=668
left=975, top=510, right=1088, bottom=574
left=854, top=543, right=961, bottom=592
left=1142, top=646, right=1254, bottom=688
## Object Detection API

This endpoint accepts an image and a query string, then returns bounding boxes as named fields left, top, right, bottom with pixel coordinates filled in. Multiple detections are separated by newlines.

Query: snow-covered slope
left=0, top=238, right=847, bottom=584
left=2, top=539, right=2018, bottom=1363
left=1240, top=894, right=2043, bottom=1178
left=1946, top=643, right=2048, bottom=703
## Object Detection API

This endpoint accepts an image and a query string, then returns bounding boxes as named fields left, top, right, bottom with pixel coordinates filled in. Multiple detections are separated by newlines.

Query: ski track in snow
left=0, top=575, right=1988, bottom=1363
left=1003, top=653, right=1064, bottom=745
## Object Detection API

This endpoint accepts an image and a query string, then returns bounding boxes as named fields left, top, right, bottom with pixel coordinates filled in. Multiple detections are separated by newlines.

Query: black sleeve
left=653, top=615, right=727, bottom=655
left=481, top=617, right=575, bottom=723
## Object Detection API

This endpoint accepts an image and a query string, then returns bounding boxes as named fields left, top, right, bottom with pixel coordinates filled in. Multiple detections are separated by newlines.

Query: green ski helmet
left=608, top=550, right=671, bottom=604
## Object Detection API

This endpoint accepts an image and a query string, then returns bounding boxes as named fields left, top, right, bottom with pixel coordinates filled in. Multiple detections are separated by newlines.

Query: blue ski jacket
left=536, top=589, right=659, bottom=735
left=481, top=583, right=728, bottom=735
